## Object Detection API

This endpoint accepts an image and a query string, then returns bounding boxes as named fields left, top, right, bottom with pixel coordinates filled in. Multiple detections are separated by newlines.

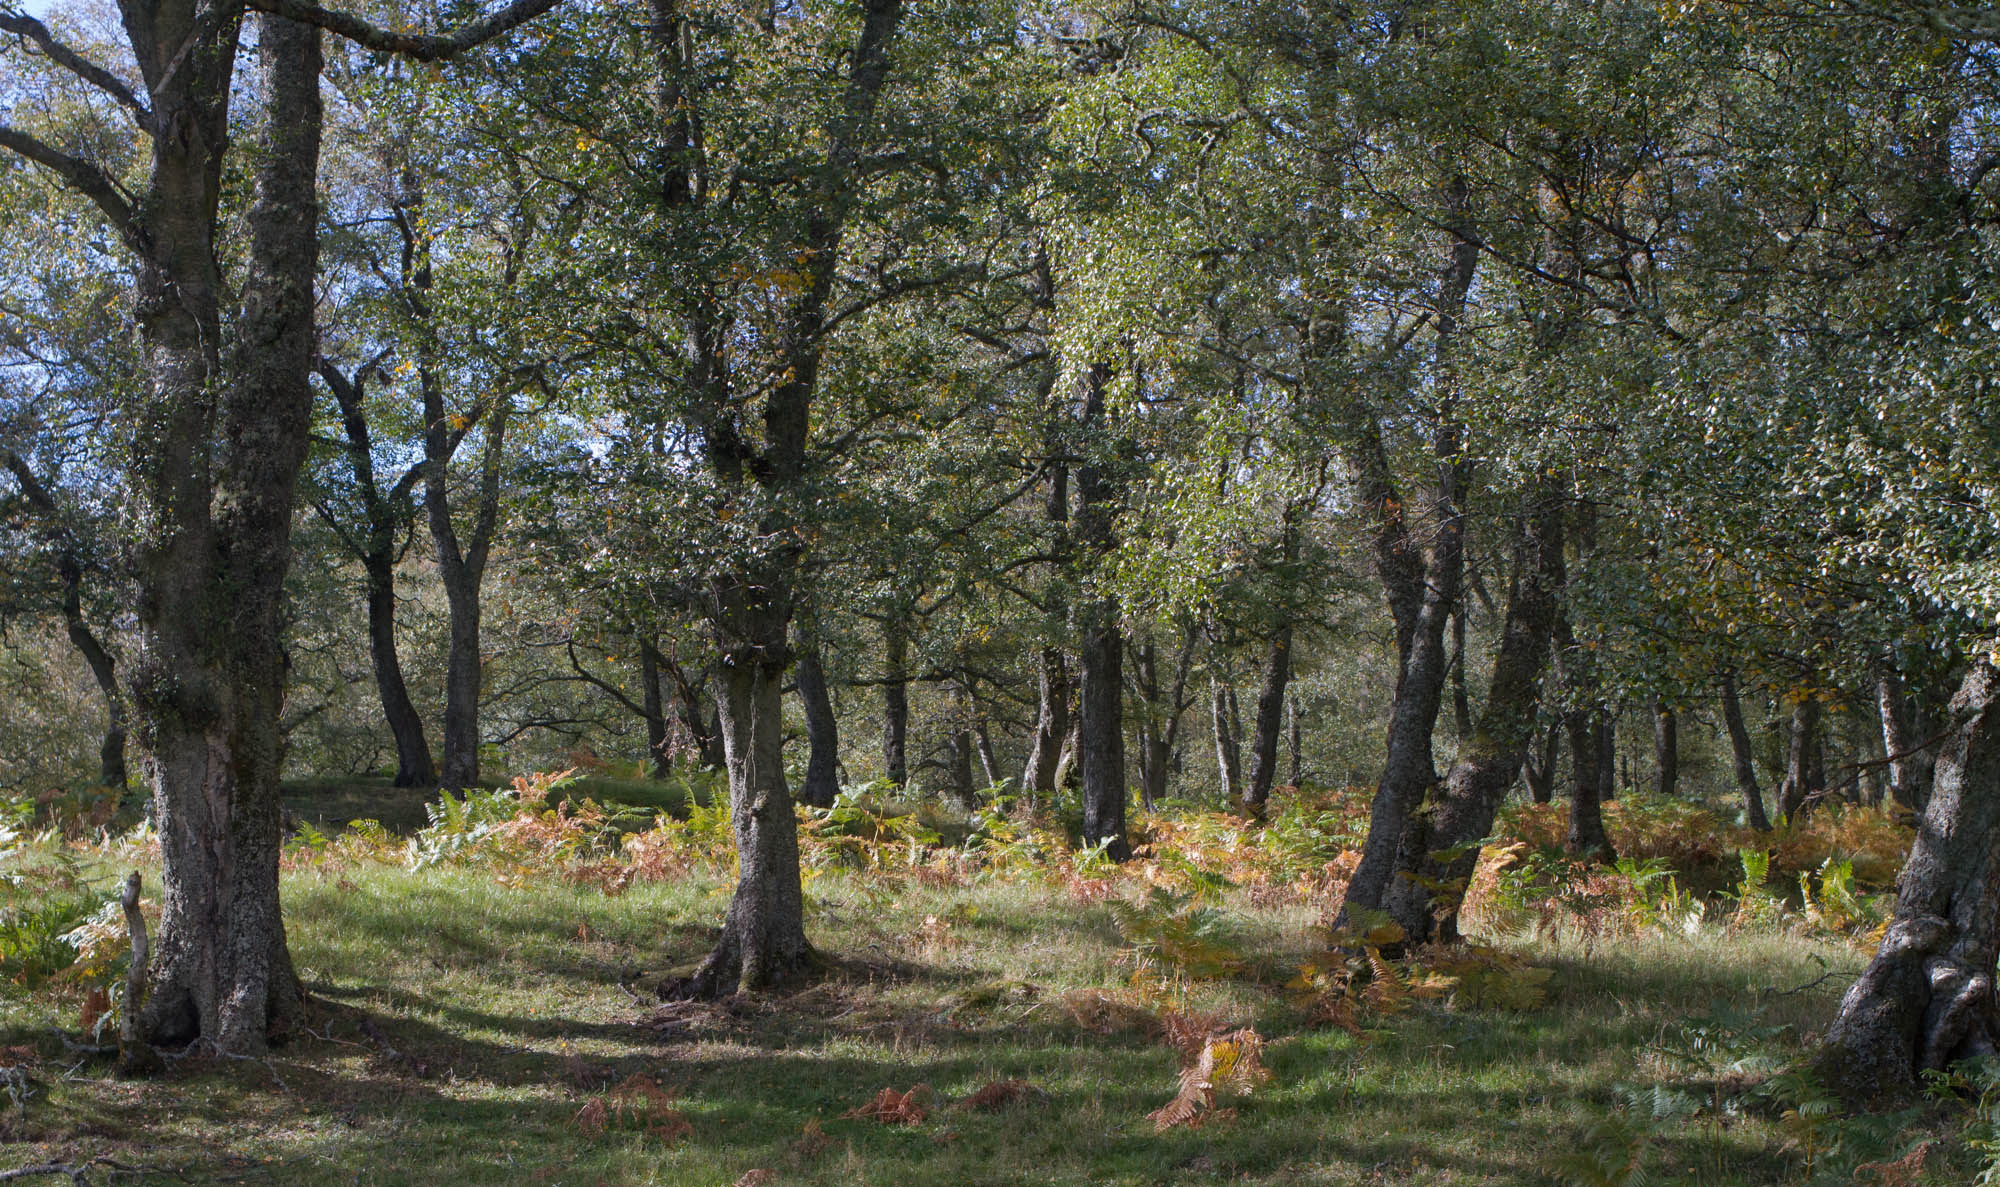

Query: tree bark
left=1450, top=603, right=1473, bottom=741
left=1022, top=646, right=1070, bottom=802
left=1524, top=718, right=1558, bottom=804
left=1820, top=657, right=2000, bottom=1103
left=793, top=618, right=840, bottom=807
left=1383, top=485, right=1564, bottom=944
left=1721, top=672, right=1772, bottom=831
left=1243, top=626, right=1293, bottom=813
left=881, top=619, right=909, bottom=786
left=1597, top=709, right=1617, bottom=803
left=1653, top=701, right=1678, bottom=799
left=641, top=641, right=672, bottom=777
left=1287, top=695, right=1303, bottom=789
left=1074, top=363, right=1128, bottom=858
left=1778, top=696, right=1822, bottom=822
left=1211, top=678, right=1243, bottom=803
left=1877, top=666, right=1931, bottom=815
left=130, top=11, right=321, bottom=1055
left=1566, top=706, right=1615, bottom=861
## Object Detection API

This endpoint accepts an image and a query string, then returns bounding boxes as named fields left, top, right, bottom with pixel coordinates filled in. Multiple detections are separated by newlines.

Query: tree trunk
left=1878, top=666, right=1929, bottom=815
left=363, top=553, right=435, bottom=786
left=1287, top=695, right=1303, bottom=789
left=1654, top=701, right=1678, bottom=799
left=131, top=12, right=320, bottom=1056
left=318, top=362, right=435, bottom=787
left=58, top=566, right=125, bottom=789
left=793, top=620, right=840, bottom=807
left=666, top=574, right=813, bottom=997
left=641, top=641, right=672, bottom=777
left=1819, top=657, right=2000, bottom=1104
left=1383, top=485, right=1563, bottom=944
left=424, top=380, right=506, bottom=791
left=974, top=718, right=1000, bottom=789
left=1721, top=672, right=1772, bottom=831
left=1566, top=706, right=1616, bottom=862
left=1074, top=363, right=1128, bottom=858
left=1021, top=646, right=1070, bottom=802
left=1450, top=603, right=1473, bottom=741
left=1779, top=696, right=1821, bottom=822
left=1597, top=709, right=1617, bottom=803
left=1524, top=718, right=1558, bottom=804
left=1242, top=626, right=1293, bottom=813
left=1211, top=678, right=1243, bottom=802
left=881, top=620, right=909, bottom=786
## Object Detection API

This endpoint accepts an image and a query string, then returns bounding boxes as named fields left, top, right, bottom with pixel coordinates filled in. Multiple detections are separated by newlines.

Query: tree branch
left=0, top=11, right=152, bottom=123
left=246, top=0, right=567, bottom=61
left=0, top=124, right=136, bottom=245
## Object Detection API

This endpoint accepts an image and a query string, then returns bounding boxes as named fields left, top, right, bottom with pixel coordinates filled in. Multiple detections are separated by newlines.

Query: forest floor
left=0, top=781, right=1978, bottom=1186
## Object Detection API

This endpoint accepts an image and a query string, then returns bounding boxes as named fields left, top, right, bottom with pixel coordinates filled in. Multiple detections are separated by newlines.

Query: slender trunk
left=363, top=554, right=434, bottom=786
left=1819, top=657, right=2000, bottom=1103
left=793, top=619, right=840, bottom=807
left=1524, top=718, right=1558, bottom=804
left=882, top=619, right=908, bottom=786
left=641, top=641, right=671, bottom=778
left=1021, top=646, right=1070, bottom=800
left=1654, top=701, right=1678, bottom=799
left=1243, top=626, right=1293, bottom=813
left=1383, top=485, right=1564, bottom=944
left=320, top=362, right=434, bottom=787
left=1211, top=679, right=1242, bottom=802
left=1074, top=363, right=1128, bottom=858
left=974, top=720, right=1000, bottom=789
left=1878, top=667, right=1926, bottom=815
left=1334, top=191, right=1476, bottom=924
left=132, top=12, right=319, bottom=1056
left=1597, top=710, right=1617, bottom=803
left=1779, top=697, right=1821, bottom=821
left=948, top=715, right=978, bottom=812
left=1450, top=604, right=1472, bottom=741
left=57, top=567, right=125, bottom=789
left=1722, top=672, right=1772, bottom=831
left=1566, top=706, right=1615, bottom=862
left=1287, top=695, right=1303, bottom=789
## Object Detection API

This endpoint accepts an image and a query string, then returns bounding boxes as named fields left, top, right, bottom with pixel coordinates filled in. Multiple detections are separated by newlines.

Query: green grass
left=1, top=841, right=1972, bottom=1187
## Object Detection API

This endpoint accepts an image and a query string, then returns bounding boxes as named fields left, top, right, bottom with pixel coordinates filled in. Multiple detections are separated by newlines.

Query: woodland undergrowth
left=0, top=773, right=1981, bottom=1185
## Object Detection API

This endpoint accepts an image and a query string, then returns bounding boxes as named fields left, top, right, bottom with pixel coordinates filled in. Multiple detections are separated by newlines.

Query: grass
left=0, top=791, right=1974, bottom=1186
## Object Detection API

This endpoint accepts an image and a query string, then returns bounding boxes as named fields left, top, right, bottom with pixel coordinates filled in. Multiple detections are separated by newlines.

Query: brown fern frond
left=955, top=1079, right=1036, bottom=1112
left=842, top=1084, right=932, bottom=1125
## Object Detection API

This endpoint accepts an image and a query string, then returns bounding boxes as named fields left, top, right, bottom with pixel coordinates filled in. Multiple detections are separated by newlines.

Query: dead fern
left=1147, top=1028, right=1272, bottom=1132
left=954, top=1079, right=1037, bottom=1112
left=570, top=1074, right=692, bottom=1143
left=841, top=1084, right=932, bottom=1125
left=1059, top=987, right=1160, bottom=1037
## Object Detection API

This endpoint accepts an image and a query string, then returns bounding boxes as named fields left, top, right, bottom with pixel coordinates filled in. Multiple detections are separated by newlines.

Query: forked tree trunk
left=1819, top=657, right=2000, bottom=1104
left=1383, top=486, right=1563, bottom=945
left=793, top=620, right=840, bottom=807
left=1721, top=672, right=1772, bottom=831
left=133, top=12, right=320, bottom=1056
